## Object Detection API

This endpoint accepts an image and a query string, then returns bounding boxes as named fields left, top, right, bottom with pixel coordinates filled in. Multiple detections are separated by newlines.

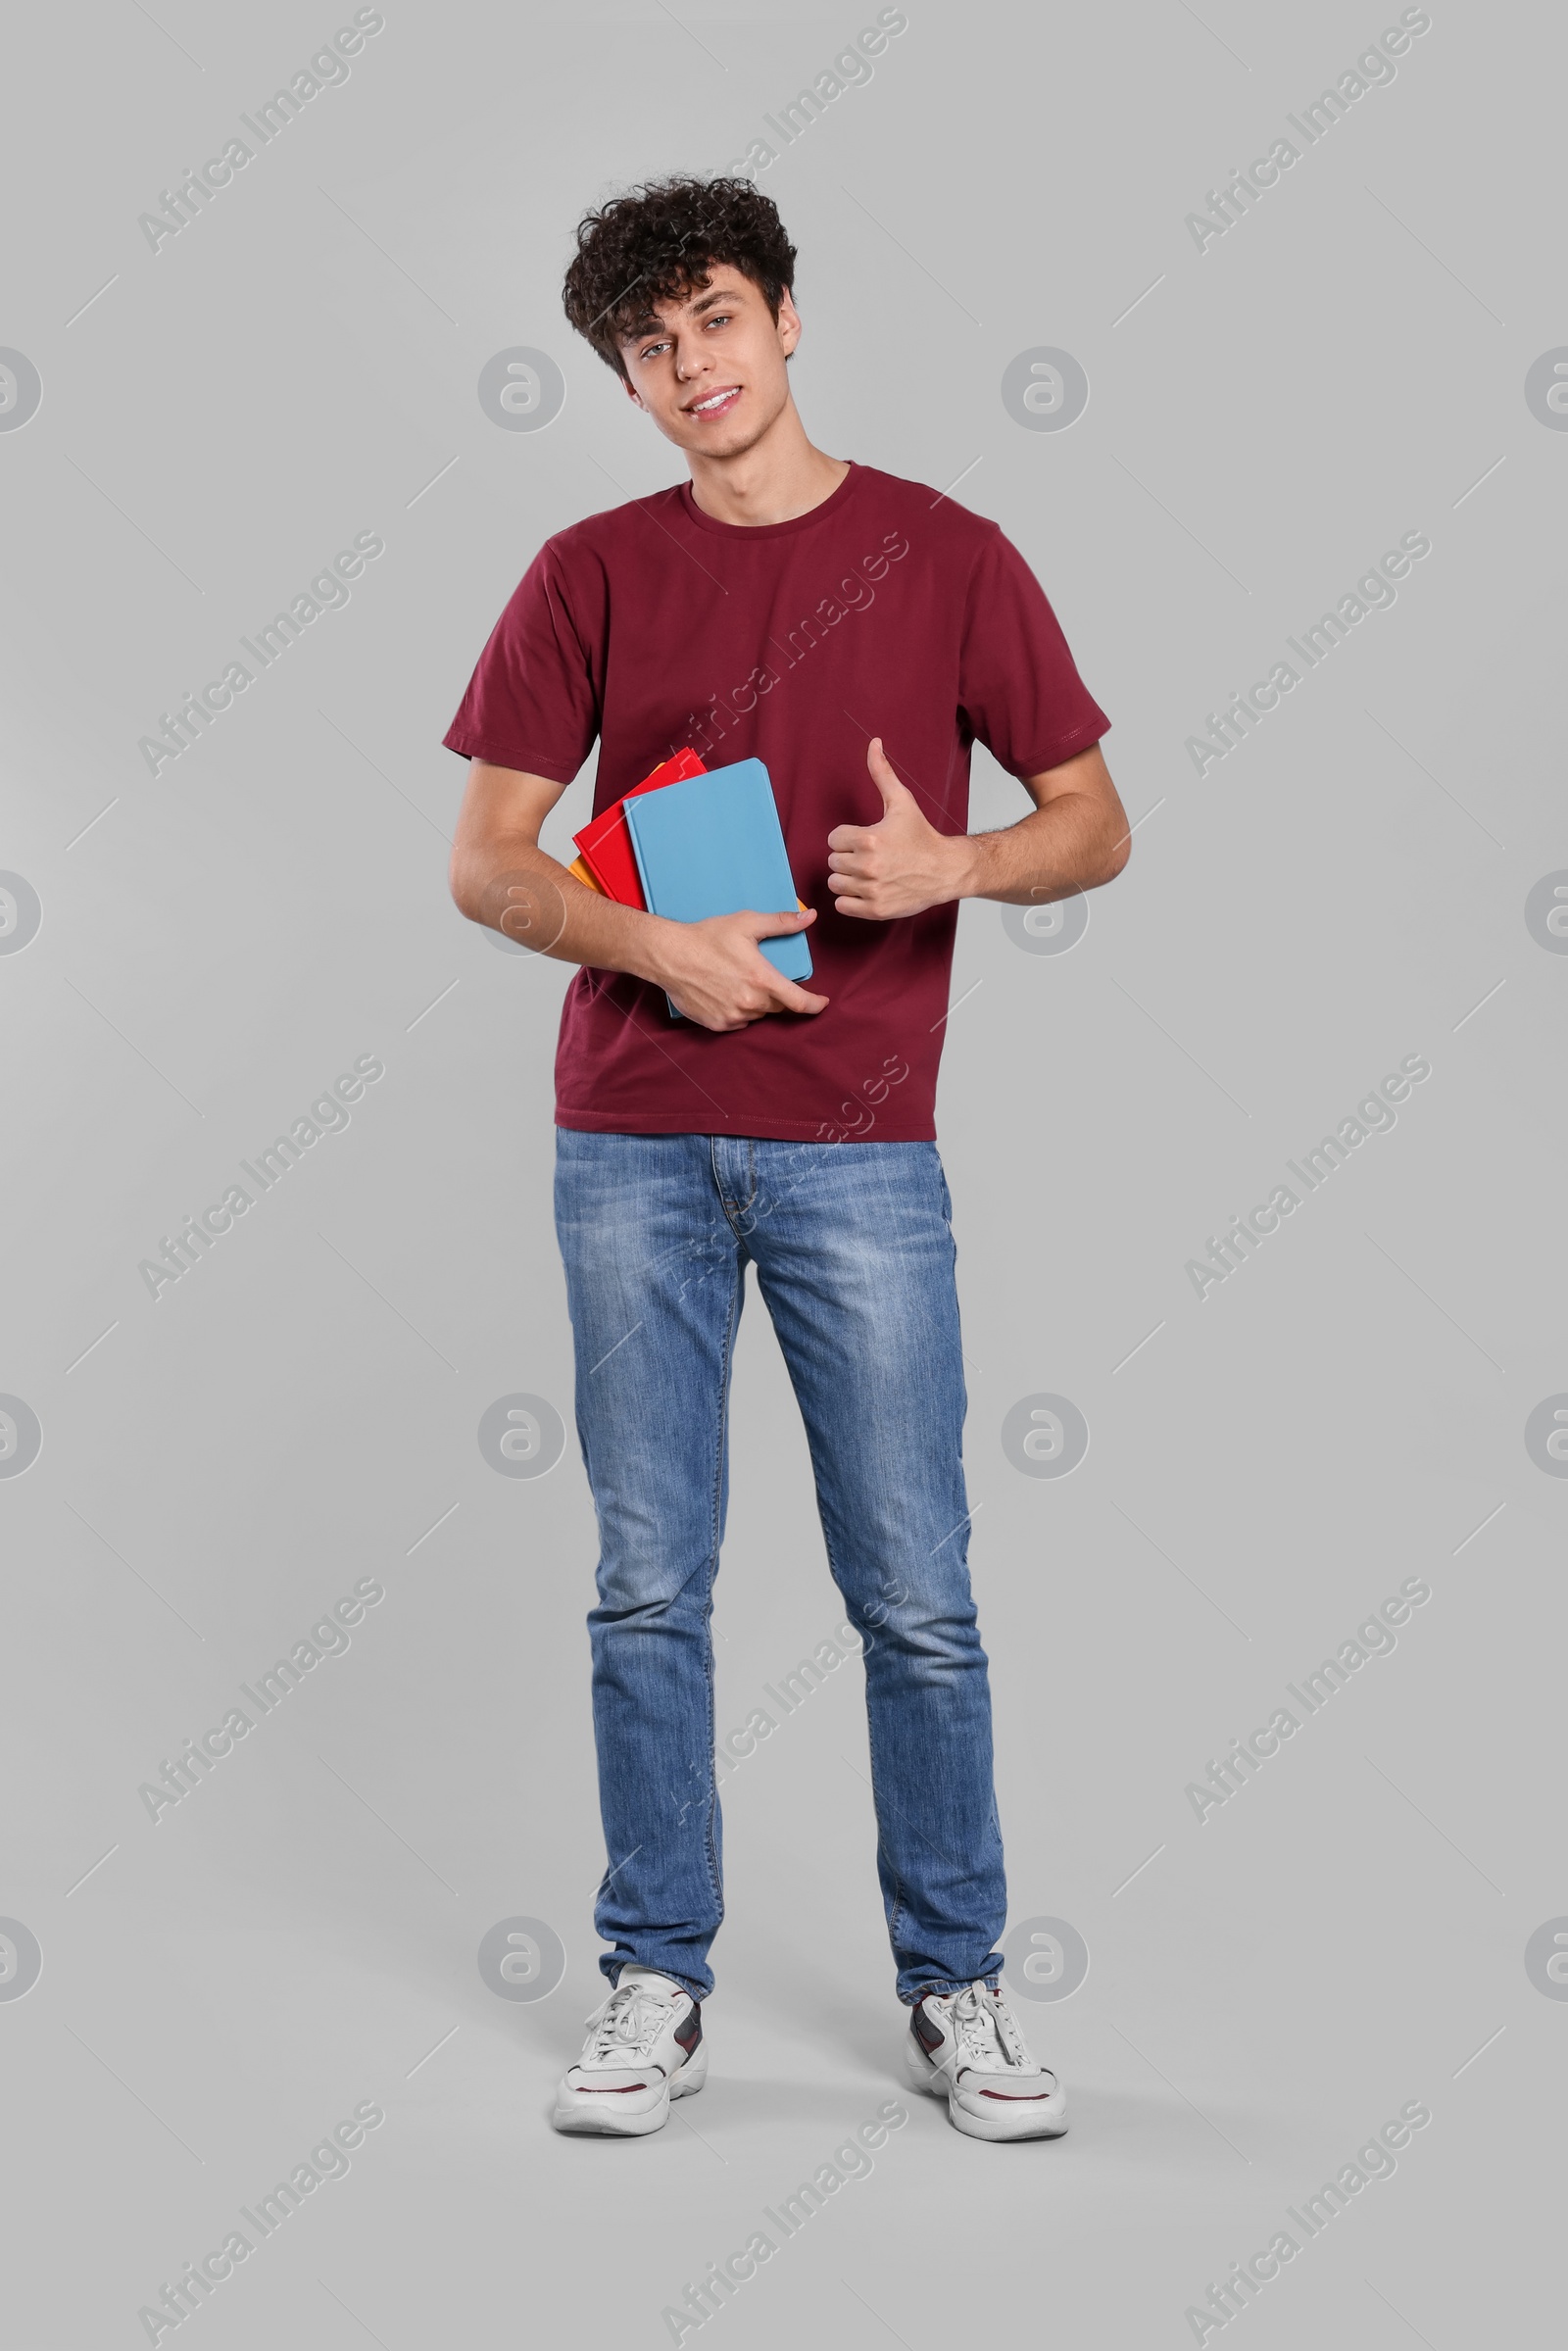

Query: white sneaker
left=552, top=1967, right=707, bottom=2136
left=905, top=1981, right=1068, bottom=2142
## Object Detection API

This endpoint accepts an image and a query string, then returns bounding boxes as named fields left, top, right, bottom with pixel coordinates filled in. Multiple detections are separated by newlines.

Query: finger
left=866, top=736, right=914, bottom=810
left=826, top=823, right=873, bottom=852
left=741, top=905, right=817, bottom=937
left=767, top=980, right=830, bottom=1014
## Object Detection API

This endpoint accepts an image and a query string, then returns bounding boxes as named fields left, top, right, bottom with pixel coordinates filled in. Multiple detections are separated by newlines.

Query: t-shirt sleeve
left=441, top=539, right=602, bottom=783
left=956, top=525, right=1109, bottom=779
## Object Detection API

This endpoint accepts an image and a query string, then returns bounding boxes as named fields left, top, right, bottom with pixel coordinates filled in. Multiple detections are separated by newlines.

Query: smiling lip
left=685, top=385, right=742, bottom=417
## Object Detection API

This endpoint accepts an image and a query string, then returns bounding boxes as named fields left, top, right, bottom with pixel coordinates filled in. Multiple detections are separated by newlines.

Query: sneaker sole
left=552, top=2042, right=708, bottom=2136
left=904, top=2033, right=1069, bottom=2142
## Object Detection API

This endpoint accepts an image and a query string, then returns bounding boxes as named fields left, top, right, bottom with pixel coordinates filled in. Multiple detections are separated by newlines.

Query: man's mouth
left=684, top=386, right=742, bottom=419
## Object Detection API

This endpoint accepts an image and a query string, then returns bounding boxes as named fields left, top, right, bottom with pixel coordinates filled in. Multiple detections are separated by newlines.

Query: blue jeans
left=553, top=1129, right=1007, bottom=2005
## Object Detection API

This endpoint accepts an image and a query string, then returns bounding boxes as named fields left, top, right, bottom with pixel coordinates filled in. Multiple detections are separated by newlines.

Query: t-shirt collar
left=674, top=460, right=863, bottom=540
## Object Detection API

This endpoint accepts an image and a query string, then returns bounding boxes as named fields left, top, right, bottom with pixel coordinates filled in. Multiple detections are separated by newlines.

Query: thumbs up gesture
left=826, top=738, right=971, bottom=921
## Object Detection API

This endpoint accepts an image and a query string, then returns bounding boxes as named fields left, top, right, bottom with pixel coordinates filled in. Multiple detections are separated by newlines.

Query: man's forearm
left=952, top=789, right=1130, bottom=906
left=452, top=836, right=679, bottom=983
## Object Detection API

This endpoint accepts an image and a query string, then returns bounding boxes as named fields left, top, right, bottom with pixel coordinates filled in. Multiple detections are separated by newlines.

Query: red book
left=573, top=748, right=707, bottom=906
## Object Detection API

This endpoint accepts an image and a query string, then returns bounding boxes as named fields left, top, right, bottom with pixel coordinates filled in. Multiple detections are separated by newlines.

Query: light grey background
left=2, top=1, right=1563, bottom=2343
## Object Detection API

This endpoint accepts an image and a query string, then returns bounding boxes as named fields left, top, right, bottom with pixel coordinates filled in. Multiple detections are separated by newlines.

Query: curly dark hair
left=562, top=176, right=798, bottom=379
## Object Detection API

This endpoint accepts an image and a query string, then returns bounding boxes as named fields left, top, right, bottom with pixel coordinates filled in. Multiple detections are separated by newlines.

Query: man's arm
left=448, top=759, right=828, bottom=1032
left=825, top=738, right=1131, bottom=919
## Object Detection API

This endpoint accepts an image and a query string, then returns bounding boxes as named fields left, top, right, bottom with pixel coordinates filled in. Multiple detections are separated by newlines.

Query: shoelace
left=948, top=1982, right=1033, bottom=2073
left=581, top=1981, right=674, bottom=2065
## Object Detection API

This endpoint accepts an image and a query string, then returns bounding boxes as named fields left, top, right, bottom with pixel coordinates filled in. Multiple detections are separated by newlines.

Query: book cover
left=572, top=747, right=707, bottom=906
left=620, top=759, right=811, bottom=1018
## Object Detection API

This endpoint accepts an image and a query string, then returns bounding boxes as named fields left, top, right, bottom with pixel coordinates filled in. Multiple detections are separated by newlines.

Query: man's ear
left=775, top=288, right=802, bottom=359
left=620, top=370, right=646, bottom=412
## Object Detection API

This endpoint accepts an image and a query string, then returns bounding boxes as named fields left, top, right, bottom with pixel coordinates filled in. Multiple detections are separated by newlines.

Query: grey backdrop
left=3, top=1, right=1564, bottom=2344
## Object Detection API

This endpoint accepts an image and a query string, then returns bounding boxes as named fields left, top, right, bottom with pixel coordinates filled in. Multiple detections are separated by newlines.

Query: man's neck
left=685, top=402, right=851, bottom=527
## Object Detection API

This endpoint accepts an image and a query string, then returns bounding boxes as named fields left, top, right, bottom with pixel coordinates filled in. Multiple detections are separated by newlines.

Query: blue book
left=622, top=758, right=812, bottom=1019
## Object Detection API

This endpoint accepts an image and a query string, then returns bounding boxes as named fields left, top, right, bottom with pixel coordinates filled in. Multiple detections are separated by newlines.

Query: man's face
left=617, top=268, right=800, bottom=458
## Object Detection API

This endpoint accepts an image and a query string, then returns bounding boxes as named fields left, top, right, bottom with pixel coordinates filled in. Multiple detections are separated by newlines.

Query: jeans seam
left=821, top=1517, right=908, bottom=1960
left=710, top=1135, right=759, bottom=1227
left=870, top=1703, right=908, bottom=1957
left=700, top=1247, right=743, bottom=1926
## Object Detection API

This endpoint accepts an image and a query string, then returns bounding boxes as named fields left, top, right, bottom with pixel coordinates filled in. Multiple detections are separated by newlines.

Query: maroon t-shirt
left=443, top=461, right=1108, bottom=1142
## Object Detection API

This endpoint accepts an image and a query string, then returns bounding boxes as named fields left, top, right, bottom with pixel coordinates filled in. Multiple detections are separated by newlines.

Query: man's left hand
left=825, top=738, right=970, bottom=921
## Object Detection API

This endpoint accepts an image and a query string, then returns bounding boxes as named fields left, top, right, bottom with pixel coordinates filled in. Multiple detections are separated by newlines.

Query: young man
left=445, top=177, right=1129, bottom=2142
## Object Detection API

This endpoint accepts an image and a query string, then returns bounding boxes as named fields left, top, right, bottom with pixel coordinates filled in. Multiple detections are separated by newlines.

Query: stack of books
left=567, top=747, right=708, bottom=905
left=567, top=749, right=811, bottom=1015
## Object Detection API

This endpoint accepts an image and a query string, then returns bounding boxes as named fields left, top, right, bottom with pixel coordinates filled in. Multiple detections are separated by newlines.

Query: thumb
left=743, top=904, right=817, bottom=936
left=866, top=736, right=913, bottom=812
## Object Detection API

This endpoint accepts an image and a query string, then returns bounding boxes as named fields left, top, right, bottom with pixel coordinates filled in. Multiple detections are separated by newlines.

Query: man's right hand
left=652, top=906, right=828, bottom=1032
